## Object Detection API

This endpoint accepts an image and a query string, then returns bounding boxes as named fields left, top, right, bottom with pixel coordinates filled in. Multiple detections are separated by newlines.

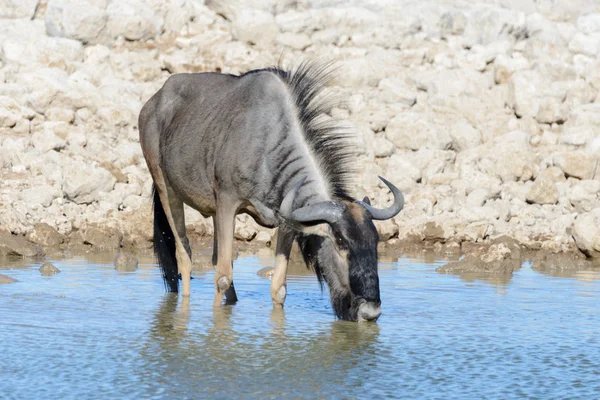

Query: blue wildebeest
left=139, top=62, right=404, bottom=321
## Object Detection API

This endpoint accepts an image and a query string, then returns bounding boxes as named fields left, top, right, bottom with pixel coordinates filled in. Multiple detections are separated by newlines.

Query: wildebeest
left=139, top=62, right=404, bottom=322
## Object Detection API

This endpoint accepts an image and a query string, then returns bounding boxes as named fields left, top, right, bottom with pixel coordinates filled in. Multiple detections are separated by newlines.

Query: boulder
left=62, top=159, right=116, bottom=205
left=114, top=252, right=138, bottom=271
left=231, top=8, right=279, bottom=47
left=571, top=208, right=600, bottom=258
left=0, top=231, right=44, bottom=258
left=45, top=0, right=109, bottom=43
left=40, top=262, right=61, bottom=275
left=26, top=223, right=65, bottom=247
left=0, top=0, right=39, bottom=18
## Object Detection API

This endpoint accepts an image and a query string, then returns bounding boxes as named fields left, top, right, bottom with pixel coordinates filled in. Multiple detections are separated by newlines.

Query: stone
left=104, top=1, right=162, bottom=42
left=40, top=262, right=61, bottom=275
left=81, top=224, right=122, bottom=249
left=553, top=151, right=597, bottom=180
left=0, top=231, right=44, bottom=258
left=377, top=78, right=417, bottom=106
left=257, top=266, right=275, bottom=278
left=571, top=208, right=600, bottom=258
left=466, top=188, right=493, bottom=208
left=577, top=14, right=600, bottom=35
left=62, top=159, right=116, bottom=204
left=231, top=8, right=278, bottom=47
left=375, top=219, right=398, bottom=241
left=568, top=33, right=600, bottom=57
left=0, top=274, right=18, bottom=284
left=385, top=110, right=452, bottom=151
left=276, top=32, right=311, bottom=50
left=526, top=179, right=559, bottom=205
left=114, top=252, right=138, bottom=271
left=26, top=223, right=65, bottom=247
left=254, top=231, right=272, bottom=244
left=45, top=0, right=109, bottom=43
left=0, top=0, right=39, bottom=18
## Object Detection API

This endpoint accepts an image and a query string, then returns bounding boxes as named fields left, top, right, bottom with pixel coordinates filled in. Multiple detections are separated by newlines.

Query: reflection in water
left=143, top=294, right=382, bottom=398
left=1, top=254, right=599, bottom=399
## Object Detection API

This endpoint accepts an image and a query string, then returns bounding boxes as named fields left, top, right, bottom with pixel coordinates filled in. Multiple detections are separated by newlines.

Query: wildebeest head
left=281, top=177, right=404, bottom=322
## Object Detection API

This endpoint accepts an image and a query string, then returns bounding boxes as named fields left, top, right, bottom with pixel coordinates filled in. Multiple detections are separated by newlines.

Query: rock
left=257, top=266, right=275, bottom=278
left=375, top=219, right=398, bottom=241
left=377, top=78, right=417, bottom=106
left=526, top=178, right=559, bottom=205
left=577, top=14, right=600, bottom=35
left=39, top=262, right=61, bottom=275
left=571, top=208, right=600, bottom=258
left=0, top=274, right=18, bottom=284
left=26, top=223, right=65, bottom=247
left=45, top=0, right=109, bottom=43
left=254, top=231, right=272, bottom=244
left=104, top=1, right=162, bottom=42
left=466, top=188, right=493, bottom=208
left=114, top=252, right=138, bottom=271
left=569, top=181, right=600, bottom=213
left=385, top=110, right=452, bottom=151
left=568, top=33, right=600, bottom=57
left=276, top=32, right=311, bottom=50
left=231, top=8, right=278, bottom=47
left=62, top=159, right=116, bottom=205
left=0, top=231, right=44, bottom=258
left=373, top=136, right=395, bottom=158
left=81, top=224, right=122, bottom=249
left=2, top=0, right=38, bottom=18
left=553, top=151, right=598, bottom=180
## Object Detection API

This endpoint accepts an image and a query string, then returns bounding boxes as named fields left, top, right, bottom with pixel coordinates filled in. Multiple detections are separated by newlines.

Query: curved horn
left=280, top=177, right=344, bottom=225
left=355, top=176, right=404, bottom=220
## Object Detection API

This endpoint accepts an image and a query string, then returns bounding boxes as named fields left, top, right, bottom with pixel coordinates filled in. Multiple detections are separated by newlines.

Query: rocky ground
left=1, top=0, right=600, bottom=271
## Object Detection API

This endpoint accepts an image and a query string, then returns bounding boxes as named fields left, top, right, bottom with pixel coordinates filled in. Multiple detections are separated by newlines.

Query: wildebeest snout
left=357, top=301, right=381, bottom=322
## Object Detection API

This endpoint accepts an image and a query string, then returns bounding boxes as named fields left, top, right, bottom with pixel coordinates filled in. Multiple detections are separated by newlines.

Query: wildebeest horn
left=356, top=176, right=404, bottom=220
left=280, top=177, right=345, bottom=225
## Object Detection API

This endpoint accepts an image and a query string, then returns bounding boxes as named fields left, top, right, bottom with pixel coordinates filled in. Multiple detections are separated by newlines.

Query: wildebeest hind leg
left=213, top=195, right=241, bottom=307
left=271, top=226, right=295, bottom=308
left=165, top=186, right=193, bottom=296
left=212, top=216, right=238, bottom=305
left=155, top=177, right=193, bottom=296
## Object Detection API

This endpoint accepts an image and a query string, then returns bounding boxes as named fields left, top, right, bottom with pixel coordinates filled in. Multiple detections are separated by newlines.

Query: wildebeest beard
left=297, top=234, right=380, bottom=321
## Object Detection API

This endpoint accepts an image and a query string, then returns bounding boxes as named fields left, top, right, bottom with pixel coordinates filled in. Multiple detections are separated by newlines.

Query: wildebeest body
left=142, top=71, right=330, bottom=223
left=139, top=63, right=404, bottom=321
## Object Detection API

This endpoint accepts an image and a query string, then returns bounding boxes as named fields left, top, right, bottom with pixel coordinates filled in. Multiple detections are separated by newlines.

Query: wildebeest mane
left=243, top=61, right=355, bottom=201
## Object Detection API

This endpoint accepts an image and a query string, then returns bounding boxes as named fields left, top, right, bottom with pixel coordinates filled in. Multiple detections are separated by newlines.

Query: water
left=1, top=252, right=599, bottom=399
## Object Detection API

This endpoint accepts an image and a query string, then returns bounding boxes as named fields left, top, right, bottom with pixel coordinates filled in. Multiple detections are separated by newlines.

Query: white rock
left=568, top=32, right=600, bottom=57
left=553, top=151, right=598, bottom=180
left=572, top=208, right=600, bottom=258
left=62, top=159, right=116, bottom=205
left=0, top=0, right=39, bottom=18
left=232, top=8, right=278, bottom=48
left=31, top=125, right=67, bottom=153
left=373, top=136, right=395, bottom=158
left=385, top=110, right=452, bottom=151
left=577, top=14, right=600, bottom=35
left=377, top=78, right=417, bottom=106
left=0, top=96, right=24, bottom=128
left=276, top=32, right=311, bottom=50
left=45, top=0, right=108, bottom=43
left=105, top=0, right=163, bottom=41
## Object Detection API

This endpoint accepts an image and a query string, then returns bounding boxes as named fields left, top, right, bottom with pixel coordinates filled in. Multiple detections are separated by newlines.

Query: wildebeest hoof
left=271, top=285, right=286, bottom=306
left=217, top=276, right=230, bottom=292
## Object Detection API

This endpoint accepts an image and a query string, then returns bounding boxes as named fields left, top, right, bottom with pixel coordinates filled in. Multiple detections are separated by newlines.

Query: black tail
left=153, top=185, right=179, bottom=292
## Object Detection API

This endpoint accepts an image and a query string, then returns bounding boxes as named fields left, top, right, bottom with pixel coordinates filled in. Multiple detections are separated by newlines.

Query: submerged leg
left=271, top=226, right=295, bottom=308
left=212, top=216, right=238, bottom=305
left=213, top=196, right=241, bottom=307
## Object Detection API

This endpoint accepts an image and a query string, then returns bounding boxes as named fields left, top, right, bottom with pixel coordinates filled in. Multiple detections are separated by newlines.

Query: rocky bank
left=1, top=0, right=600, bottom=264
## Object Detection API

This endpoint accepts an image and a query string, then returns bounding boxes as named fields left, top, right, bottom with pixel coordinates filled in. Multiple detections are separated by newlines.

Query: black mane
left=244, top=61, right=355, bottom=201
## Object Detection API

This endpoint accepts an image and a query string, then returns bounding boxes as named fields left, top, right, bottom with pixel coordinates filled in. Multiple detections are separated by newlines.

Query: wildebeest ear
left=362, top=196, right=371, bottom=205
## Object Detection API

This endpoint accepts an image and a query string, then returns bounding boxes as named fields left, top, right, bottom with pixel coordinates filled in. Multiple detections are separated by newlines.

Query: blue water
left=0, top=253, right=599, bottom=399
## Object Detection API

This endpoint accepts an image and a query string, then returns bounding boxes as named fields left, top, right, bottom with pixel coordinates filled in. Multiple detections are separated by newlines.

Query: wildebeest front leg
left=213, top=196, right=241, bottom=307
left=271, top=226, right=295, bottom=308
left=212, top=216, right=238, bottom=305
